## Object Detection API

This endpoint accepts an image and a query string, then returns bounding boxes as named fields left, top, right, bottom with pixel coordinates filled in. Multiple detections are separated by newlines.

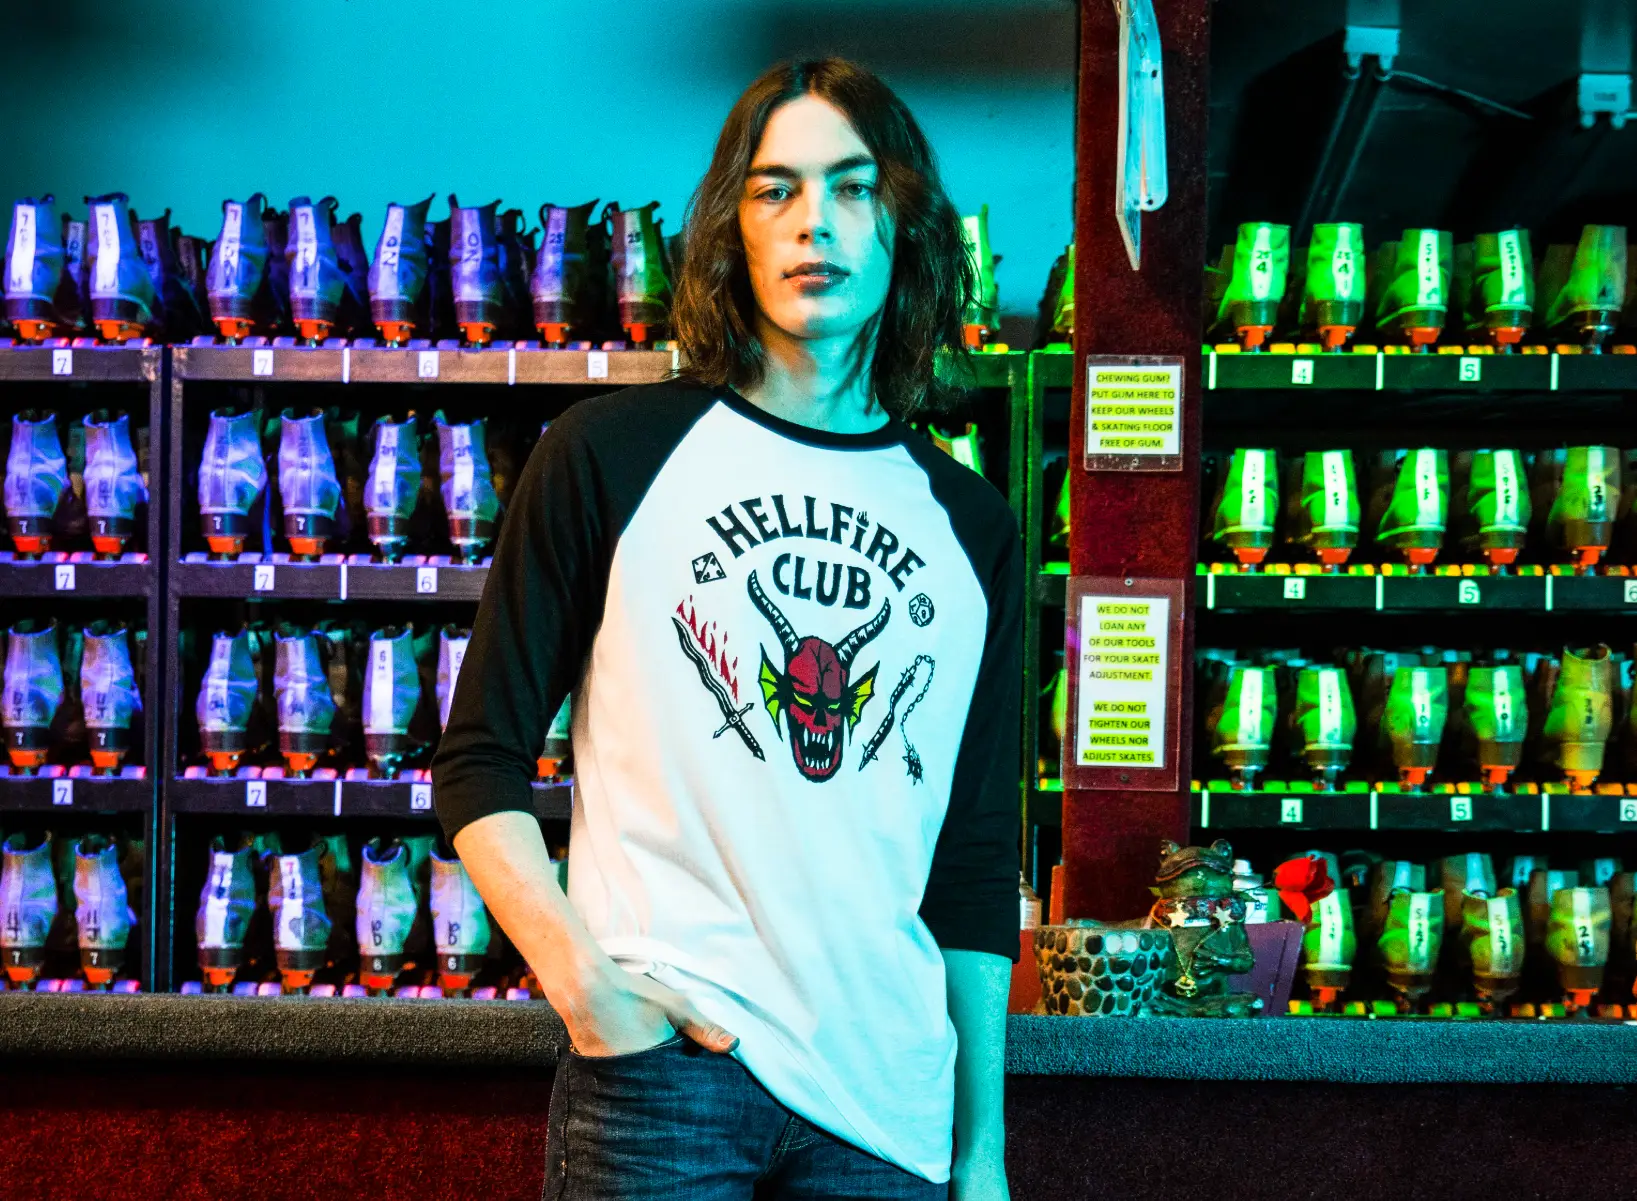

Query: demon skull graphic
left=748, top=570, right=888, bottom=781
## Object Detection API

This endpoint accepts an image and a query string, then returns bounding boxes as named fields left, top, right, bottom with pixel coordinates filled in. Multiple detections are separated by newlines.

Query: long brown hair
left=672, top=58, right=975, bottom=421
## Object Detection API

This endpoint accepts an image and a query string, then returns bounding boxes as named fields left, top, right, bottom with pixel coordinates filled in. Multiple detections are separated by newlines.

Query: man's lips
left=783, top=261, right=848, bottom=280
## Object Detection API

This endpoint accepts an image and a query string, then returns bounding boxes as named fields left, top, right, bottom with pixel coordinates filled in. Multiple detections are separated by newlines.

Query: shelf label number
left=1621, top=799, right=1637, bottom=823
left=51, top=349, right=72, bottom=376
left=1291, top=359, right=1314, bottom=385
left=1459, top=357, right=1481, bottom=382
left=418, top=351, right=440, bottom=379
left=1283, top=577, right=1305, bottom=600
left=1450, top=796, right=1473, bottom=822
left=1280, top=797, right=1303, bottom=824
left=1458, top=580, right=1481, bottom=605
left=246, top=781, right=267, bottom=808
left=252, top=349, right=274, bottom=377
left=416, top=567, right=438, bottom=594
left=253, top=564, right=276, bottom=592
left=1625, top=580, right=1637, bottom=605
left=52, top=780, right=73, bottom=807
left=54, top=565, right=75, bottom=591
left=587, top=350, right=609, bottom=380
left=410, top=783, right=433, bottom=811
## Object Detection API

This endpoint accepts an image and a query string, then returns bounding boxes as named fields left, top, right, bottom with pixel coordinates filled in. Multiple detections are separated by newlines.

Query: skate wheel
left=1596, top=1004, right=1625, bottom=1019
left=257, top=981, right=284, bottom=996
left=1455, top=1003, right=1483, bottom=1018
left=309, top=983, right=337, bottom=998
left=342, top=983, right=368, bottom=998
left=419, top=986, right=445, bottom=999
left=180, top=981, right=202, bottom=995
left=505, top=987, right=532, bottom=1002
left=60, top=979, right=85, bottom=992
left=232, top=981, right=260, bottom=997
left=113, top=979, right=140, bottom=994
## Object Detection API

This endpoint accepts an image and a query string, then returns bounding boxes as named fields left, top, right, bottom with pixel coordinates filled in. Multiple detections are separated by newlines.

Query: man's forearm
left=941, top=947, right=1010, bottom=1164
left=452, top=810, right=615, bottom=1022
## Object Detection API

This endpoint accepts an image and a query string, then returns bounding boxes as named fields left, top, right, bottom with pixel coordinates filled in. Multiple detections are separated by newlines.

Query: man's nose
left=796, top=183, right=835, bottom=245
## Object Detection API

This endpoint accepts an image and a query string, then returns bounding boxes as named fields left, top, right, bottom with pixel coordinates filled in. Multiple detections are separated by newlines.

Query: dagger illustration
left=671, top=615, right=764, bottom=760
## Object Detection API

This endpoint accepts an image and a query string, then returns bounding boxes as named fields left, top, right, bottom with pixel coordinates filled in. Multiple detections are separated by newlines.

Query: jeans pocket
left=566, top=1030, right=687, bottom=1062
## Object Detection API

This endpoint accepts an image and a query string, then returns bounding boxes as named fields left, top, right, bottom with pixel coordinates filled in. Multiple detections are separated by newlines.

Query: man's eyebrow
left=745, top=154, right=877, bottom=180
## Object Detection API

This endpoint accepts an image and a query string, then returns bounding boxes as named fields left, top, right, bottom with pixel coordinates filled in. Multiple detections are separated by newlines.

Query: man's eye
left=840, top=181, right=875, bottom=199
left=756, top=185, right=791, bottom=203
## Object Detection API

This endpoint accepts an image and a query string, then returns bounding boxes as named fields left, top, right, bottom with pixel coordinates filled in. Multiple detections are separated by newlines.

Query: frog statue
left=1146, top=838, right=1264, bottom=1017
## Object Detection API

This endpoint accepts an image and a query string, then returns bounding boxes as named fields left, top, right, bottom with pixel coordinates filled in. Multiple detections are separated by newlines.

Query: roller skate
left=196, top=834, right=255, bottom=992
left=539, top=696, right=571, bottom=780
left=1462, top=449, right=1530, bottom=571
left=1371, top=230, right=1452, bottom=352
left=1461, top=888, right=1523, bottom=1011
left=1379, top=888, right=1444, bottom=1012
left=196, top=628, right=259, bottom=776
left=85, top=194, right=157, bottom=343
left=73, top=835, right=135, bottom=990
left=2, top=620, right=62, bottom=775
left=367, top=196, right=433, bottom=346
left=273, top=628, right=336, bottom=778
left=355, top=838, right=425, bottom=993
left=205, top=195, right=272, bottom=342
left=1299, top=887, right=1356, bottom=1011
left=960, top=206, right=1000, bottom=348
left=929, top=424, right=983, bottom=474
left=430, top=845, right=491, bottom=994
left=1542, top=644, right=1614, bottom=792
left=1208, top=664, right=1276, bottom=790
left=1384, top=665, right=1448, bottom=792
left=447, top=195, right=507, bottom=347
left=364, top=415, right=420, bottom=562
left=362, top=626, right=420, bottom=779
left=1540, top=225, right=1626, bottom=353
left=1465, top=229, right=1533, bottom=350
left=5, top=197, right=73, bottom=342
left=531, top=199, right=604, bottom=346
left=4, top=410, right=69, bottom=558
left=330, top=209, right=371, bottom=337
left=0, top=831, right=57, bottom=989
left=1377, top=448, right=1448, bottom=573
left=1465, top=664, right=1527, bottom=791
left=285, top=196, right=347, bottom=345
left=198, top=407, right=267, bottom=559
left=1365, top=860, right=1426, bottom=948
left=1300, top=223, right=1366, bottom=351
left=1048, top=470, right=1070, bottom=556
left=605, top=201, right=672, bottom=346
left=135, top=210, right=205, bottom=340
left=436, top=625, right=471, bottom=731
left=176, top=232, right=211, bottom=328
left=276, top=409, right=341, bottom=560
left=81, top=620, right=141, bottom=775
left=260, top=205, right=292, bottom=333
left=1209, top=223, right=1289, bottom=351
left=82, top=410, right=147, bottom=559
left=1210, top=448, right=1278, bottom=570
left=435, top=412, right=499, bottom=564
left=1546, top=885, right=1611, bottom=1011
left=1287, top=450, right=1358, bottom=570
left=267, top=837, right=332, bottom=993
left=1548, top=446, right=1620, bottom=573
left=1294, top=665, right=1355, bottom=790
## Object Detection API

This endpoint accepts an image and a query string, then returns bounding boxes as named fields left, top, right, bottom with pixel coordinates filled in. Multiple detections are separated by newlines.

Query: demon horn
left=834, top=597, right=890, bottom=669
left=746, top=570, right=801, bottom=657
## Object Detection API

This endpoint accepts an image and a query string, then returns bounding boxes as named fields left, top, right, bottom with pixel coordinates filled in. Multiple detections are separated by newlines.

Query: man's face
left=739, top=95, right=894, bottom=344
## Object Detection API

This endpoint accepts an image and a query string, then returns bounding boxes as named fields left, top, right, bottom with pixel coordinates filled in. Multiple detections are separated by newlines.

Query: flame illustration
left=677, top=596, right=740, bottom=701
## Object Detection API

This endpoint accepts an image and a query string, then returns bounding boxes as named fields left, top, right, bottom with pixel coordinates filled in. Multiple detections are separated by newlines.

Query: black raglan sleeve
left=916, top=482, right=1025, bottom=962
left=431, top=383, right=715, bottom=843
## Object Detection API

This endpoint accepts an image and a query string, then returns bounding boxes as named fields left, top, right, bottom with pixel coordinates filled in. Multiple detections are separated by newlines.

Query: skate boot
left=1384, top=665, right=1448, bottom=791
left=1299, top=223, right=1366, bottom=351
left=1300, top=888, right=1356, bottom=1011
left=330, top=210, right=371, bottom=338
left=1293, top=665, right=1355, bottom=790
left=447, top=195, right=506, bottom=347
left=429, top=846, right=491, bottom=993
left=266, top=837, right=332, bottom=992
left=1465, top=664, right=1527, bottom=791
left=531, top=199, right=603, bottom=345
left=2, top=620, right=62, bottom=774
left=362, top=625, right=420, bottom=779
left=82, top=410, right=147, bottom=559
left=1210, top=223, right=1289, bottom=351
left=197, top=407, right=267, bottom=559
left=605, top=201, right=672, bottom=345
left=364, top=415, right=420, bottom=562
left=276, top=409, right=341, bottom=560
left=1526, top=868, right=1580, bottom=966
left=1463, top=888, right=1525, bottom=1011
left=434, top=413, right=499, bottom=564
left=176, top=232, right=212, bottom=328
left=205, top=195, right=271, bottom=342
left=196, top=628, right=259, bottom=776
left=1376, top=448, right=1448, bottom=573
left=5, top=197, right=72, bottom=341
left=1462, top=449, right=1530, bottom=571
left=1379, top=888, right=1444, bottom=1012
left=0, top=831, right=57, bottom=988
left=1540, top=225, right=1626, bottom=352
left=72, top=834, right=135, bottom=989
left=1438, top=853, right=1497, bottom=938
left=1466, top=229, right=1533, bottom=350
left=1210, top=448, right=1278, bottom=570
left=540, top=696, right=572, bottom=780
left=1546, top=885, right=1611, bottom=1010
left=273, top=629, right=336, bottom=777
left=60, top=216, right=89, bottom=334
left=80, top=620, right=141, bottom=775
left=929, top=424, right=983, bottom=474
left=1371, top=230, right=1452, bottom=351
left=4, top=410, right=69, bottom=558
left=1543, top=644, right=1615, bottom=792
left=195, top=834, right=255, bottom=991
left=960, top=206, right=1000, bottom=348
left=85, top=194, right=157, bottom=342
left=355, top=838, right=424, bottom=992
left=285, top=196, right=347, bottom=344
left=436, top=625, right=470, bottom=731
left=135, top=210, right=204, bottom=340
left=1049, top=471, right=1070, bottom=556
left=1208, top=664, right=1276, bottom=790
left=1286, top=450, right=1358, bottom=570
left=261, top=206, right=292, bottom=333
left=1364, top=860, right=1427, bottom=948
left=367, top=196, right=433, bottom=346
left=496, top=208, right=534, bottom=340
left=1547, top=446, right=1620, bottom=572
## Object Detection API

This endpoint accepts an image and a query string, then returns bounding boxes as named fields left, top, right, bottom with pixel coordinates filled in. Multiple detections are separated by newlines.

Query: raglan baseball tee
left=431, top=378, right=1022, bottom=1184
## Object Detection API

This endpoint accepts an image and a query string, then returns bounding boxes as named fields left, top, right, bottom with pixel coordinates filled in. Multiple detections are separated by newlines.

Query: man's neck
left=738, top=318, right=889, bottom=434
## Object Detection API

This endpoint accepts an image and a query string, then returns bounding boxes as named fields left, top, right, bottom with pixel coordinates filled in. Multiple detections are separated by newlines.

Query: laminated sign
left=1085, top=354, right=1184, bottom=472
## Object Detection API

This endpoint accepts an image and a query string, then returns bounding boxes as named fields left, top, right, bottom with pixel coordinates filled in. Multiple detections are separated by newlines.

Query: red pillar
left=1064, top=0, right=1210, bottom=918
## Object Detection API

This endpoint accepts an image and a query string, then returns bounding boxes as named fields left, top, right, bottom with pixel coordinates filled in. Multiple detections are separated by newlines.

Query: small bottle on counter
left=1233, top=858, right=1281, bottom=923
left=1020, top=872, right=1043, bottom=929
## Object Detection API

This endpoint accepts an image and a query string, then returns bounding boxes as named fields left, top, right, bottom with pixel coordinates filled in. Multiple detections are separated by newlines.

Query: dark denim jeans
left=544, top=1032, right=949, bottom=1200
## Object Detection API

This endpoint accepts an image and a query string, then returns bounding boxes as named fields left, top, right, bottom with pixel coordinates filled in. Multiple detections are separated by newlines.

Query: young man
left=432, top=58, right=1021, bottom=1201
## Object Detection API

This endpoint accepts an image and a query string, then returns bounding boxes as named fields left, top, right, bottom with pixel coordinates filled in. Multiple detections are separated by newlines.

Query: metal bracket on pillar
left=1580, top=0, right=1634, bottom=128
left=1114, top=0, right=1168, bottom=270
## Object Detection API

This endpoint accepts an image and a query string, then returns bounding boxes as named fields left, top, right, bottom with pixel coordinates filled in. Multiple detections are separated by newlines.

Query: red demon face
left=749, top=571, right=886, bottom=781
